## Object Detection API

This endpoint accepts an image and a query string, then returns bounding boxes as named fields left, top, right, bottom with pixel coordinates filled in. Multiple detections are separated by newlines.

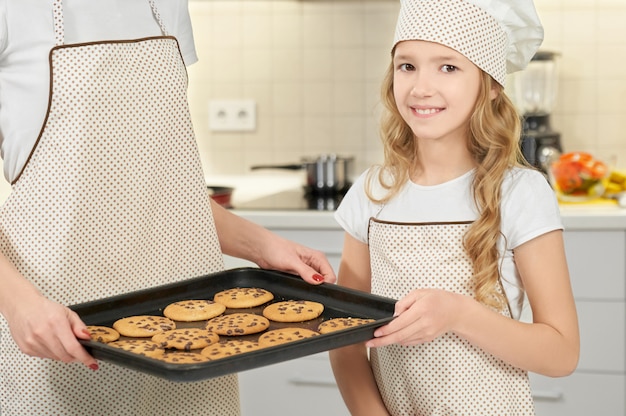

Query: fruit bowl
left=549, top=152, right=608, bottom=202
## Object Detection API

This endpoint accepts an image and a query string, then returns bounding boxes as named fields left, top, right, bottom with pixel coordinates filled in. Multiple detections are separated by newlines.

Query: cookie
left=317, top=317, right=376, bottom=334
left=258, top=328, right=320, bottom=347
left=205, top=313, right=270, bottom=336
left=86, top=325, right=120, bottom=343
left=163, top=299, right=226, bottom=322
left=262, top=300, right=324, bottom=323
left=213, top=287, right=274, bottom=308
left=113, top=315, right=176, bottom=337
left=158, top=351, right=212, bottom=364
left=200, top=340, right=261, bottom=360
left=151, top=328, right=220, bottom=351
left=108, top=339, right=165, bottom=358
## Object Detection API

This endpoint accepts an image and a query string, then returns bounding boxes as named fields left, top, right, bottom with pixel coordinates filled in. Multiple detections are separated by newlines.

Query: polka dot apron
left=368, top=219, right=535, bottom=415
left=0, top=1, right=240, bottom=415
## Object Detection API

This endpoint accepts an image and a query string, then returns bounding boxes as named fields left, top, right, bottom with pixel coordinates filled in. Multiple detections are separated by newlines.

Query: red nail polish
left=89, top=363, right=99, bottom=371
left=313, top=274, right=324, bottom=282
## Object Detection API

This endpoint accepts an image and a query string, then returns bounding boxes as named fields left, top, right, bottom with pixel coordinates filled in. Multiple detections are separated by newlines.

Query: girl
left=330, top=0, right=579, bottom=415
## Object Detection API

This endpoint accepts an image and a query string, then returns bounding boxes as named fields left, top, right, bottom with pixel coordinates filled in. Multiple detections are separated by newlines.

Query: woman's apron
left=0, top=1, right=239, bottom=414
left=368, top=219, right=535, bottom=416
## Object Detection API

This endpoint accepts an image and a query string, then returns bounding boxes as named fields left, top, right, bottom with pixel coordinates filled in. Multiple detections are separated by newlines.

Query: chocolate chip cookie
left=151, top=328, right=220, bottom=351
left=163, top=299, right=226, bottom=322
left=317, top=317, right=376, bottom=334
left=262, top=300, right=324, bottom=323
left=113, top=315, right=176, bottom=337
left=213, top=287, right=274, bottom=308
left=205, top=313, right=270, bottom=336
left=258, top=328, right=320, bottom=347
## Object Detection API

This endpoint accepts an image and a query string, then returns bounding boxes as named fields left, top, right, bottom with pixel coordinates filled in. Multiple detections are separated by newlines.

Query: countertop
left=213, top=174, right=626, bottom=231
left=232, top=202, right=626, bottom=231
left=0, top=173, right=624, bottom=231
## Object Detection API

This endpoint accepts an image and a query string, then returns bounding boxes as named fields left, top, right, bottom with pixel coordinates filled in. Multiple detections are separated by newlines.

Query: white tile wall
left=188, top=0, right=626, bottom=177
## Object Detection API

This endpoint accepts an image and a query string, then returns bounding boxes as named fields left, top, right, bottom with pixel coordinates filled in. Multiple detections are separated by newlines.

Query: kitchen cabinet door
left=239, top=352, right=349, bottom=416
left=530, top=372, right=625, bottom=416
left=563, top=230, right=625, bottom=301
left=575, top=301, right=625, bottom=373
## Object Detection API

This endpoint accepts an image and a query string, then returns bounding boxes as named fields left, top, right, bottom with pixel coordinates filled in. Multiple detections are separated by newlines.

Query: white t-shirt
left=334, top=166, right=563, bottom=319
left=0, top=0, right=197, bottom=183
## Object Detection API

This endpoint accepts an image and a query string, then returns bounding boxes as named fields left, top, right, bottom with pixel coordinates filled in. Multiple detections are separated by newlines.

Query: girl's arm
left=329, top=233, right=390, bottom=416
left=367, top=230, right=579, bottom=377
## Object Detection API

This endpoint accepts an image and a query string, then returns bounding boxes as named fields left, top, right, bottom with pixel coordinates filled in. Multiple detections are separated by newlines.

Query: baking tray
left=70, top=267, right=396, bottom=382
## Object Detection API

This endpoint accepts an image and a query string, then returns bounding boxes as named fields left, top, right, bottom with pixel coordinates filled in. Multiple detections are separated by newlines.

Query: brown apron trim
left=369, top=217, right=474, bottom=227
left=50, top=35, right=180, bottom=50
left=12, top=35, right=184, bottom=186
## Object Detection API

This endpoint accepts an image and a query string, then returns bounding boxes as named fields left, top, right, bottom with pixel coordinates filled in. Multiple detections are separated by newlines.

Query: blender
left=508, top=51, right=562, bottom=173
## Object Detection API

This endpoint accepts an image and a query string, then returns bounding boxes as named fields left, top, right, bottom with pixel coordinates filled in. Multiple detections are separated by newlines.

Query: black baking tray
left=70, top=267, right=396, bottom=382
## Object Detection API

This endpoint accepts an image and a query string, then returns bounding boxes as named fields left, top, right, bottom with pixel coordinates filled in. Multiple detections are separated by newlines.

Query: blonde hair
left=367, top=60, right=525, bottom=309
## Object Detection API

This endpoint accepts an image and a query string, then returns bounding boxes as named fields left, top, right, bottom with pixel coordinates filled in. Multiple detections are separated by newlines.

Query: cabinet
left=239, top=352, right=349, bottom=416
left=530, top=230, right=626, bottom=416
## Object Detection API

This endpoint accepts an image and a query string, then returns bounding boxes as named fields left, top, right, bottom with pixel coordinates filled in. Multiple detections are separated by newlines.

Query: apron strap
left=52, top=0, right=64, bottom=46
left=52, top=0, right=169, bottom=46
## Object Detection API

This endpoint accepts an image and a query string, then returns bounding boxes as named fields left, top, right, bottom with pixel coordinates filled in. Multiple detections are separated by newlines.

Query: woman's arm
left=367, top=230, right=579, bottom=377
left=329, top=233, right=390, bottom=416
left=209, top=199, right=336, bottom=284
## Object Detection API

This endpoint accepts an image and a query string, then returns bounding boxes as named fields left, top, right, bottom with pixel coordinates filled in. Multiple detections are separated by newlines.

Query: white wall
left=187, top=0, right=626, bottom=176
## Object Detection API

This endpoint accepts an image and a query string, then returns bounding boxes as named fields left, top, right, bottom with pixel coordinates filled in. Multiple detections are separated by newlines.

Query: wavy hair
left=367, top=59, right=525, bottom=309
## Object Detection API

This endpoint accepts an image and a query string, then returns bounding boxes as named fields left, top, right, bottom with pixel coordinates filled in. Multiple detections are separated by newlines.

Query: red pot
left=207, top=186, right=234, bottom=208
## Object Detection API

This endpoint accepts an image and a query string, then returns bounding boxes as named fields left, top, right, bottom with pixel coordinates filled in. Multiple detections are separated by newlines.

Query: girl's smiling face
left=392, top=40, right=484, bottom=146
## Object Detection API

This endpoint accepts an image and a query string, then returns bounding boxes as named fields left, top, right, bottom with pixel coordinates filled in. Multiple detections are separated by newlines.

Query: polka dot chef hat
left=393, top=0, right=544, bottom=86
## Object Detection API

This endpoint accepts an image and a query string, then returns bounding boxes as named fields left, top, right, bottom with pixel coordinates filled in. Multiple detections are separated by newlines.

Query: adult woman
left=0, top=1, right=335, bottom=414
left=330, top=1, right=579, bottom=415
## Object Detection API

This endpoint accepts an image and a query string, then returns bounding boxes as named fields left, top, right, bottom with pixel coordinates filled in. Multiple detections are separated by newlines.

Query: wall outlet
left=208, top=99, right=256, bottom=132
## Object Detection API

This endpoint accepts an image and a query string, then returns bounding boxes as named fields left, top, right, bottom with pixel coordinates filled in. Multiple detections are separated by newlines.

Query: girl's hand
left=4, top=292, right=98, bottom=370
left=366, top=288, right=466, bottom=348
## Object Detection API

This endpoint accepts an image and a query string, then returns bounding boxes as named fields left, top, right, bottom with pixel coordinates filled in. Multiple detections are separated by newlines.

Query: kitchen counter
left=205, top=174, right=626, bottom=230
left=231, top=203, right=626, bottom=231
left=559, top=204, right=626, bottom=229
left=0, top=172, right=624, bottom=230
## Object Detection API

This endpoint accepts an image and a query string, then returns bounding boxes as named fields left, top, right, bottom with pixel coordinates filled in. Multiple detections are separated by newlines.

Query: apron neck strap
left=52, top=0, right=170, bottom=46
left=52, top=0, right=64, bottom=46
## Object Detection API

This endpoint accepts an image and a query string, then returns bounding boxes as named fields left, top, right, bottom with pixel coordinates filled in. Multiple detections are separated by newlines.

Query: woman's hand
left=252, top=232, right=337, bottom=285
left=1, top=281, right=98, bottom=370
left=366, top=288, right=466, bottom=348
left=210, top=198, right=337, bottom=284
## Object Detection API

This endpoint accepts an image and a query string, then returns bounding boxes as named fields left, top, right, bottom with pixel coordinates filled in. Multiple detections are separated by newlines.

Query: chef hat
left=393, top=0, right=544, bottom=86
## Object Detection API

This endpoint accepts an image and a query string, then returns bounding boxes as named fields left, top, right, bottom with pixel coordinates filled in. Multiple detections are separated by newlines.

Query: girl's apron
left=0, top=1, right=239, bottom=414
left=368, top=219, right=535, bottom=416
